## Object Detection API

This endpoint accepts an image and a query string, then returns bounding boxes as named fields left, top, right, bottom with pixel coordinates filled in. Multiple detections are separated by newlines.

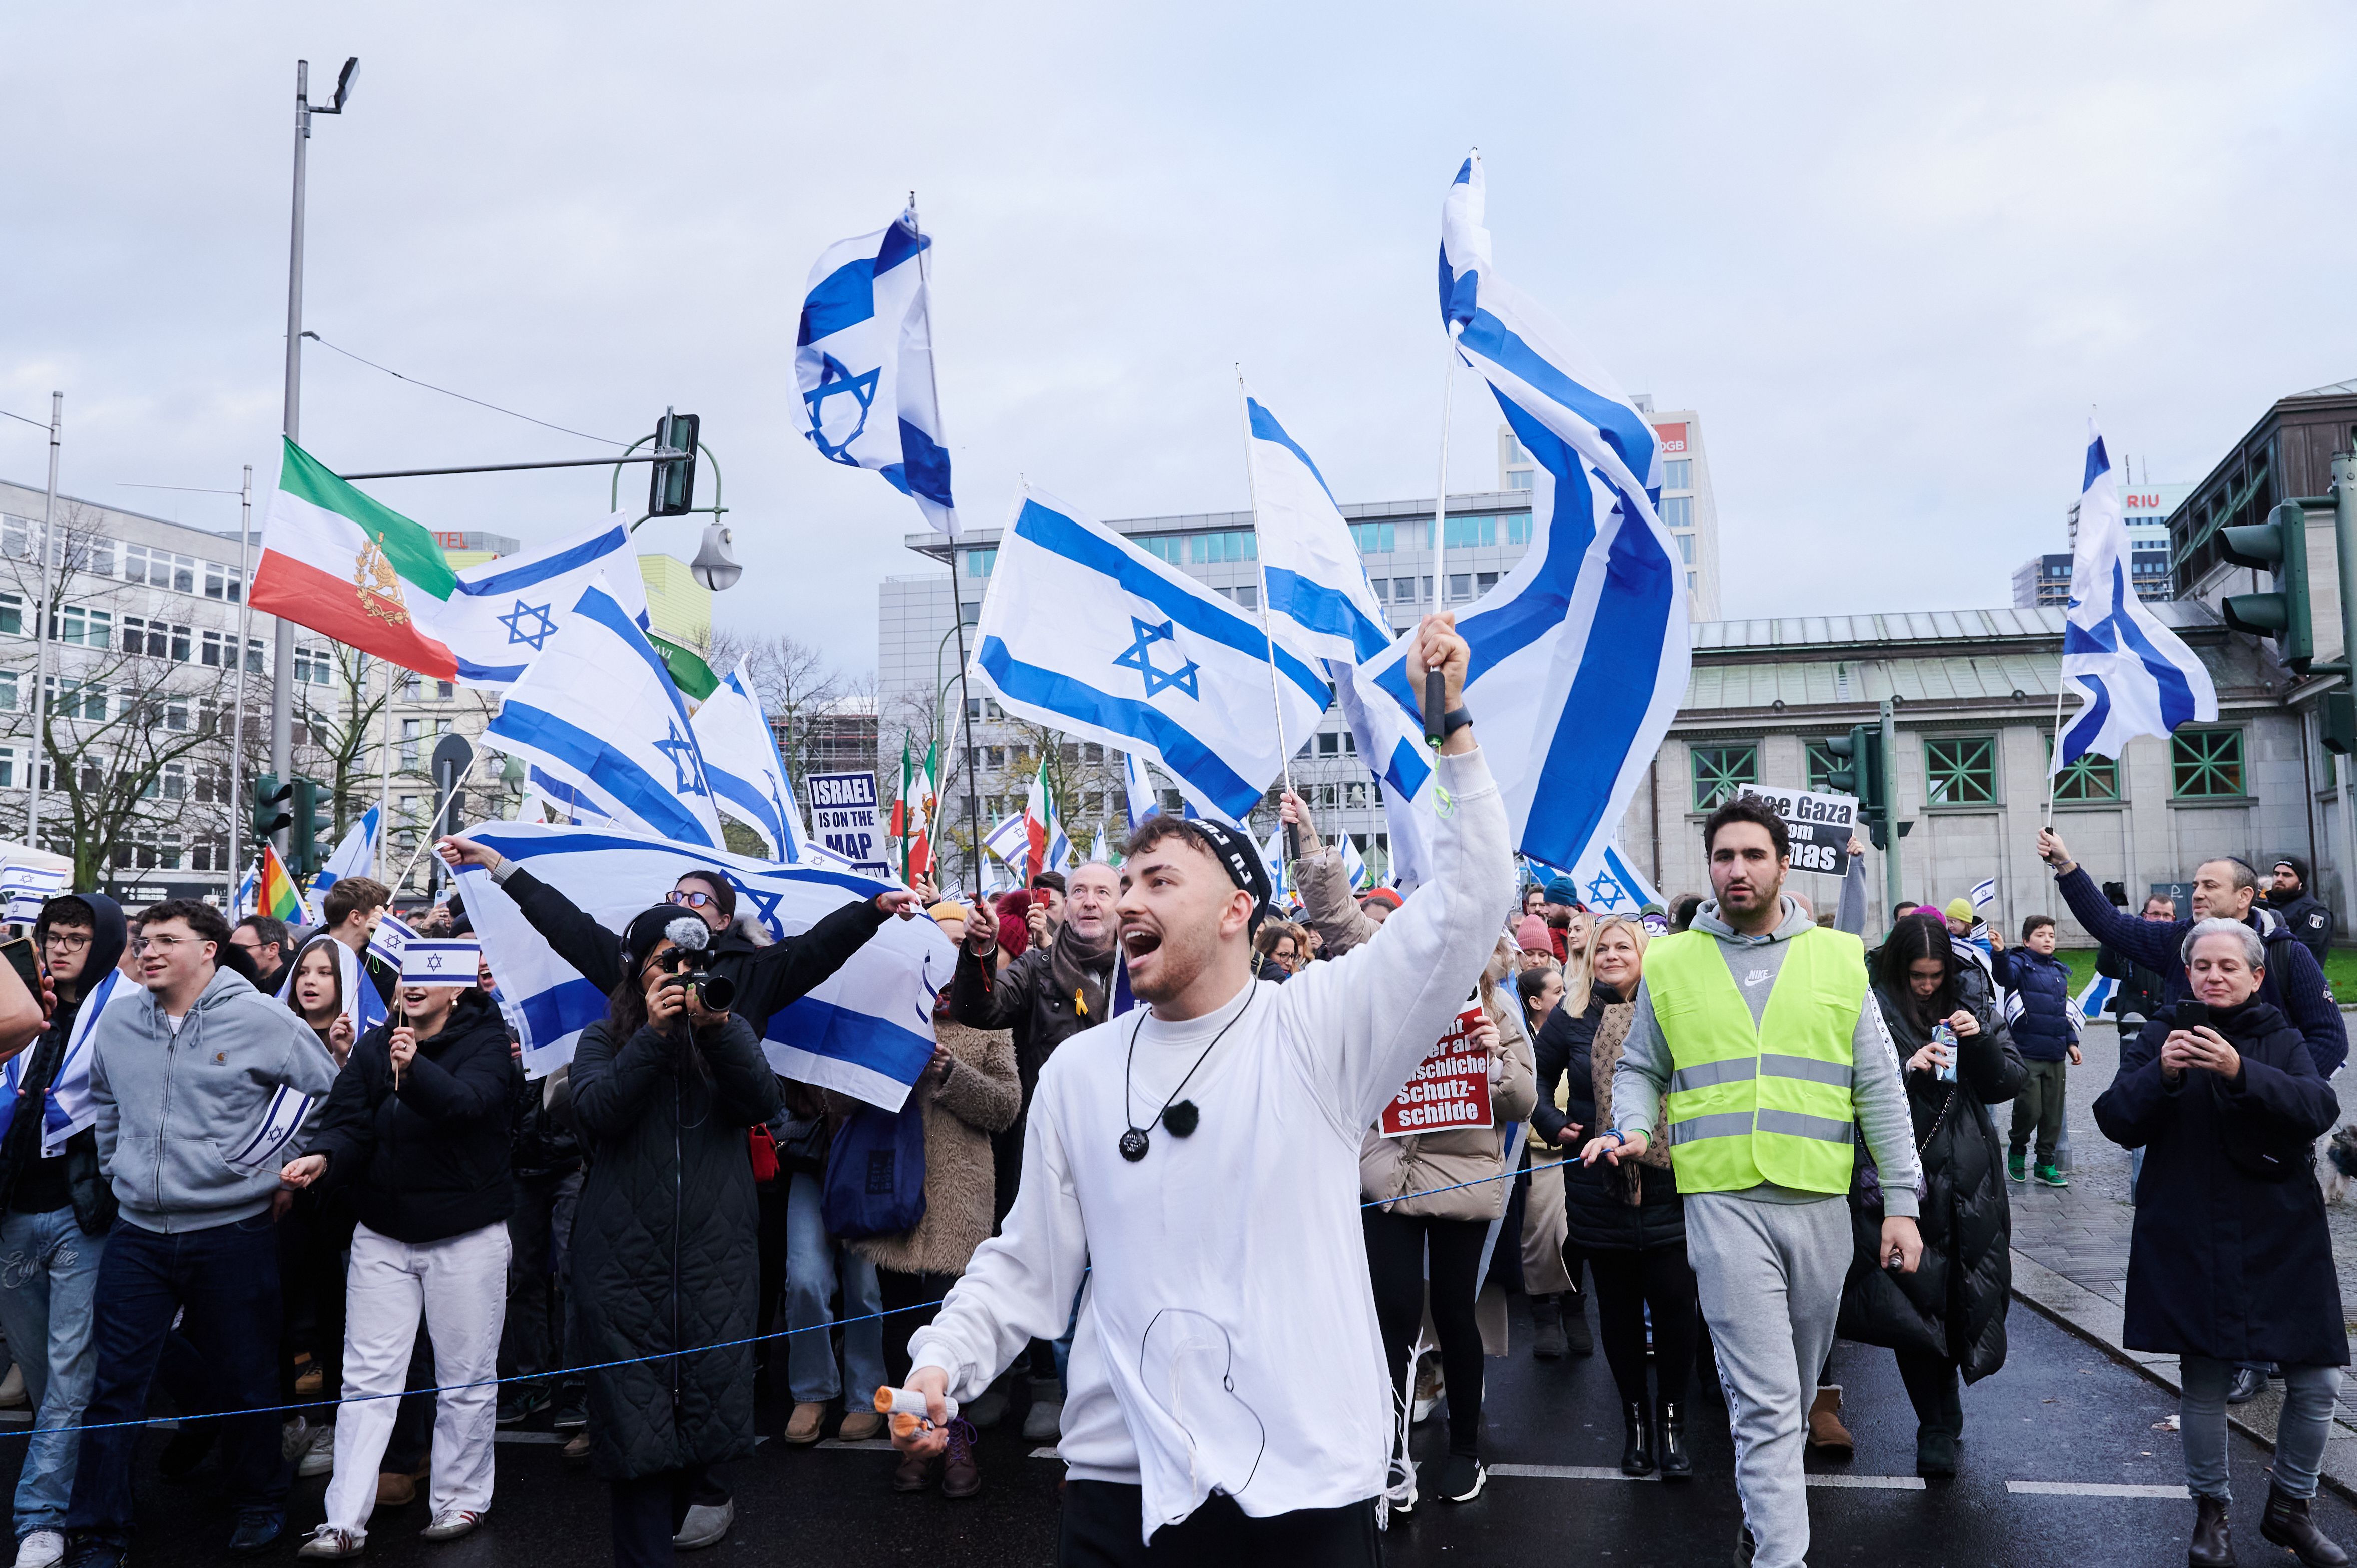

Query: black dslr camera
left=657, top=918, right=736, bottom=1013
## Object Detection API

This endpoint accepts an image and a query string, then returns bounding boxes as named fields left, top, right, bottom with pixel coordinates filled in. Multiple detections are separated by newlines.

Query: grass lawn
left=2057, top=946, right=2357, bottom=1001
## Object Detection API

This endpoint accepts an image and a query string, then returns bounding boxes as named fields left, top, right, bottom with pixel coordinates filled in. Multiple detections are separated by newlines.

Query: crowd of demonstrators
left=2094, top=920, right=2347, bottom=1567
left=1842, top=915, right=2024, bottom=1479
left=1564, top=916, right=1700, bottom=1479
left=1988, top=914, right=2081, bottom=1187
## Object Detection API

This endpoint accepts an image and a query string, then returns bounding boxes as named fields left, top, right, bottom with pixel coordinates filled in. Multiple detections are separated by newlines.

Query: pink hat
left=1514, top=914, right=1552, bottom=953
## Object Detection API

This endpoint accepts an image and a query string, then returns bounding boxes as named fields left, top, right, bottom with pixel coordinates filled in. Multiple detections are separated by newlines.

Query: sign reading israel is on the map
left=1736, top=784, right=1858, bottom=875
left=807, top=771, right=890, bottom=877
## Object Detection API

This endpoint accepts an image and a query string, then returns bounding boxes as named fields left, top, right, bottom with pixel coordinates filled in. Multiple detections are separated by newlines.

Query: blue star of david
left=801, top=353, right=879, bottom=464
left=734, top=879, right=785, bottom=938
left=1111, top=618, right=1200, bottom=700
left=653, top=723, right=709, bottom=797
left=498, top=599, right=558, bottom=651
left=424, top=952, right=445, bottom=972
left=1586, top=871, right=1629, bottom=910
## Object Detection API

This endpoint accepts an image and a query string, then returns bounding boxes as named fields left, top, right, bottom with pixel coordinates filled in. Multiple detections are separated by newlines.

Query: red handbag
left=747, top=1124, right=781, bottom=1184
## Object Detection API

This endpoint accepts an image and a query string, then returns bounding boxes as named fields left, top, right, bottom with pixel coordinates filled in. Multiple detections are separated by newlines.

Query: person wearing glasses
left=432, top=840, right=924, bottom=1042
left=62, top=900, right=338, bottom=1567
left=0, top=895, right=120, bottom=1568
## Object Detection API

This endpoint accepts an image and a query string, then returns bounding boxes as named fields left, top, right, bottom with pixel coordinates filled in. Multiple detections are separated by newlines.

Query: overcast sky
left=7, top=3, right=2353, bottom=677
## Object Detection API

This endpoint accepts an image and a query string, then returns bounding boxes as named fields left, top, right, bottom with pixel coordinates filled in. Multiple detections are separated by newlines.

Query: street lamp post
left=273, top=55, right=357, bottom=854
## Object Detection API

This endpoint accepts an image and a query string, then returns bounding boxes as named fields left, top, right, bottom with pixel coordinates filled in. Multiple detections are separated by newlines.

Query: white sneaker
left=15, top=1529, right=65, bottom=1568
left=298, top=1422, right=337, bottom=1478
left=295, top=1525, right=365, bottom=1560
left=280, top=1416, right=311, bottom=1463
left=419, top=1511, right=480, bottom=1542
left=672, top=1499, right=733, bottom=1551
left=0, top=1365, right=25, bottom=1410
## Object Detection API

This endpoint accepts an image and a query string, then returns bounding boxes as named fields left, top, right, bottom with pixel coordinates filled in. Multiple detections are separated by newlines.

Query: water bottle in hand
left=1930, top=1021, right=1958, bottom=1082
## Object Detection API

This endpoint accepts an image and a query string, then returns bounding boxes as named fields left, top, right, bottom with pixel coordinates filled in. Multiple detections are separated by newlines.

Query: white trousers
left=322, top=1220, right=511, bottom=1534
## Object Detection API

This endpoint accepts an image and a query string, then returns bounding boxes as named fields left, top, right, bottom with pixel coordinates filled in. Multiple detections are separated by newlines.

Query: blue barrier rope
left=2, top=1155, right=1593, bottom=1439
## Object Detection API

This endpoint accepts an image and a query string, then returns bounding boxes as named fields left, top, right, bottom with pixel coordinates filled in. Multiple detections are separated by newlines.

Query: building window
left=2171, top=727, right=2245, bottom=799
left=0, top=593, right=17, bottom=636
left=1804, top=739, right=1842, bottom=793
left=1663, top=459, right=1692, bottom=490
left=1924, top=736, right=1998, bottom=805
left=54, top=605, right=111, bottom=649
left=1475, top=572, right=1498, bottom=594
left=960, top=600, right=980, bottom=626
left=1348, top=522, right=1395, bottom=555
left=0, top=672, right=13, bottom=712
left=203, top=561, right=243, bottom=602
left=1187, top=531, right=1257, bottom=565
left=1447, top=573, right=1472, bottom=601
left=1661, top=495, right=1694, bottom=529
left=1677, top=532, right=1695, bottom=564
left=1691, top=743, right=1758, bottom=810
left=2053, top=752, right=2119, bottom=802
left=437, top=680, right=454, bottom=699
left=1442, top=515, right=1498, bottom=549
left=965, top=548, right=997, bottom=578
left=1505, top=512, right=1532, bottom=545
left=985, top=746, right=1006, bottom=769
left=1370, top=578, right=1389, bottom=603
left=1507, top=471, right=1534, bottom=491
left=1140, top=536, right=1185, bottom=565
left=1393, top=577, right=1418, bottom=603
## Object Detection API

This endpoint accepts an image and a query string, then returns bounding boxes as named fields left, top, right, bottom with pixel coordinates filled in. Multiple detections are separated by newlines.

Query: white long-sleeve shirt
left=909, top=747, right=1512, bottom=1541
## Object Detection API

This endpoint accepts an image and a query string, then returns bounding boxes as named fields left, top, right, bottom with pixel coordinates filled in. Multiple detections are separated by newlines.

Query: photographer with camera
left=564, top=909, right=783, bottom=1568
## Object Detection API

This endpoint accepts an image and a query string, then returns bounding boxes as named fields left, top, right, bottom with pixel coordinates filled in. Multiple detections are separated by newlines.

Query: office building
left=2014, top=473, right=2189, bottom=610
left=2010, top=553, right=2074, bottom=609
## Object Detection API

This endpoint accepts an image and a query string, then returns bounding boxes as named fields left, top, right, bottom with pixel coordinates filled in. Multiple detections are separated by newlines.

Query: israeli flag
left=1090, top=825, right=1111, bottom=866
left=1970, top=877, right=1998, bottom=918
left=0, top=863, right=67, bottom=924
left=692, top=665, right=810, bottom=863
left=400, top=938, right=481, bottom=987
left=486, top=577, right=724, bottom=849
left=1243, top=389, right=1391, bottom=668
left=2074, top=968, right=2117, bottom=1024
left=232, top=858, right=260, bottom=920
left=1340, top=834, right=1373, bottom=893
left=0, top=967, right=132, bottom=1157
left=796, top=209, right=957, bottom=536
left=971, top=489, right=1331, bottom=823
left=983, top=811, right=1031, bottom=873
left=2057, top=419, right=2217, bottom=766
left=1122, top=751, right=1162, bottom=831
left=1540, top=839, right=1664, bottom=918
left=455, top=823, right=951, bottom=1108
left=311, top=805, right=381, bottom=898
left=527, top=766, right=613, bottom=826
left=368, top=911, right=419, bottom=975
left=441, top=516, right=653, bottom=687
left=1339, top=152, right=1689, bottom=883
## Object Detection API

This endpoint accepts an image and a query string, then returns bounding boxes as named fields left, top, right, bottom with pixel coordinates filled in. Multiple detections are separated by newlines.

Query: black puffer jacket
left=1838, top=983, right=2025, bottom=1381
left=1530, top=990, right=1598, bottom=1147
left=301, top=990, right=521, bottom=1244
left=2094, top=998, right=2347, bottom=1367
left=569, top=1012, right=783, bottom=1482
left=0, top=893, right=128, bottom=1235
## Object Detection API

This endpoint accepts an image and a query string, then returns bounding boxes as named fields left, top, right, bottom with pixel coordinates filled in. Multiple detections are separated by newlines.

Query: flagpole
left=1428, top=323, right=1464, bottom=739
left=909, top=193, right=984, bottom=895
left=1233, top=369, right=1301, bottom=860
left=2044, top=673, right=2069, bottom=827
left=226, top=464, right=253, bottom=888
left=375, top=660, right=398, bottom=882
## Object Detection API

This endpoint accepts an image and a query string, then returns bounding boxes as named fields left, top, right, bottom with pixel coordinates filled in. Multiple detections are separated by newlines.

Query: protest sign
left=806, top=771, right=890, bottom=877
left=1379, top=1003, right=1493, bottom=1138
left=1736, top=784, right=1858, bottom=876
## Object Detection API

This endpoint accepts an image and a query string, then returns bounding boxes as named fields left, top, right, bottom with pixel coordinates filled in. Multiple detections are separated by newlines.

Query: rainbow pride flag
left=258, top=845, right=312, bottom=925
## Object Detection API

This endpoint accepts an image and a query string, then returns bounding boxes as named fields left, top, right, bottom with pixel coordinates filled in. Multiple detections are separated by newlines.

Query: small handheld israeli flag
left=1970, top=877, right=1998, bottom=918
left=368, top=911, right=418, bottom=973
left=401, top=938, right=482, bottom=987
left=796, top=208, right=957, bottom=536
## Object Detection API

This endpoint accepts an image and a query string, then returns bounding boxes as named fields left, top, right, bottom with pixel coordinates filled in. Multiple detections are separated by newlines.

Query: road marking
left=2007, top=1481, right=2190, bottom=1499
left=494, top=1431, right=565, bottom=1445
left=819, top=1438, right=898, bottom=1452
left=1487, top=1464, right=1922, bottom=1490
left=1804, top=1473, right=1927, bottom=1490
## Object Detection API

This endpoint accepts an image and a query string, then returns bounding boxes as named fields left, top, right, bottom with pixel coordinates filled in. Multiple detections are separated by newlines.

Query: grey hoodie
left=90, top=965, right=339, bottom=1233
left=1609, top=894, right=1921, bottom=1219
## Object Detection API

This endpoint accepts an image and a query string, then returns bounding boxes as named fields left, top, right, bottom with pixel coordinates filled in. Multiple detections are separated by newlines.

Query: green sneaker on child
left=2034, top=1163, right=2067, bottom=1187
left=2007, top=1151, right=2026, bottom=1182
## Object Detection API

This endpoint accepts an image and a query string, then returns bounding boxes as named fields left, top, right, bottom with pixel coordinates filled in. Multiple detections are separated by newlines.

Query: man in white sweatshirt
left=892, top=617, right=1510, bottom=1564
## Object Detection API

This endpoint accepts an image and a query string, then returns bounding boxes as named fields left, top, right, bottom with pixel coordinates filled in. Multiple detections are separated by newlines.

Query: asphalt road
left=17, top=1289, right=2353, bottom=1568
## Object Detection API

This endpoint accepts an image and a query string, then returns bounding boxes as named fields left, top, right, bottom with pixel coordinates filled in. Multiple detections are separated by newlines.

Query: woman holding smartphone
left=1842, top=913, right=2024, bottom=1479
left=2094, top=920, right=2346, bottom=1568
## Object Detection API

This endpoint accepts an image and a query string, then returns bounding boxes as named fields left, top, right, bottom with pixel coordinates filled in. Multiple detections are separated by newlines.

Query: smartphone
left=2176, top=1001, right=2211, bottom=1032
left=0, top=938, right=38, bottom=1002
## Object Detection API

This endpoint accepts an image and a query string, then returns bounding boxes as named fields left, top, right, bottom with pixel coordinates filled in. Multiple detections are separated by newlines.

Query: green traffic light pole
left=1881, top=698, right=1903, bottom=922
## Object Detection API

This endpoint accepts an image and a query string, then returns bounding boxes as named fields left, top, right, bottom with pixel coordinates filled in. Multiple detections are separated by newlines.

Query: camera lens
left=697, top=971, right=736, bottom=1012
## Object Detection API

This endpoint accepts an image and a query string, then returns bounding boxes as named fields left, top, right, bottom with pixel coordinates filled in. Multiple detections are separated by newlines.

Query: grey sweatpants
left=1685, top=1192, right=1851, bottom=1568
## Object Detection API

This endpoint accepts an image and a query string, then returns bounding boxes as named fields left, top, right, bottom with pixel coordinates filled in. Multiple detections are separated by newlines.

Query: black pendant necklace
left=1120, top=990, right=1254, bottom=1162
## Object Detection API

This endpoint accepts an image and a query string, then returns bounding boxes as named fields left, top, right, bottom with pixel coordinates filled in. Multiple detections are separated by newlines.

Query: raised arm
left=948, top=940, right=1041, bottom=1032
left=2037, top=829, right=2177, bottom=972
left=1287, top=790, right=1380, bottom=960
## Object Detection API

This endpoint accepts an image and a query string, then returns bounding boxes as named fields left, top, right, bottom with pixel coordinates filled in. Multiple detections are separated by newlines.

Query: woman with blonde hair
left=1558, top=915, right=1700, bottom=1479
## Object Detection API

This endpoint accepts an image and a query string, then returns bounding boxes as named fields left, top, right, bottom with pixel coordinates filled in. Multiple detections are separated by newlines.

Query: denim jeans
left=0, top=1205, right=108, bottom=1536
left=65, top=1215, right=288, bottom=1547
left=783, top=1173, right=884, bottom=1404
left=2182, top=1356, right=2342, bottom=1501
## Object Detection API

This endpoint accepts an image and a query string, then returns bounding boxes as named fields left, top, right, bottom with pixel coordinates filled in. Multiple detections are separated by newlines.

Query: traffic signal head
left=251, top=774, right=290, bottom=843
left=291, top=777, right=332, bottom=876
left=648, top=411, right=700, bottom=518
left=1823, top=732, right=1859, bottom=796
left=2221, top=501, right=2315, bottom=671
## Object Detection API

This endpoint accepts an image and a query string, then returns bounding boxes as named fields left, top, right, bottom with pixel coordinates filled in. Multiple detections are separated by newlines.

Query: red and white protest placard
left=1379, top=1003, right=1493, bottom=1138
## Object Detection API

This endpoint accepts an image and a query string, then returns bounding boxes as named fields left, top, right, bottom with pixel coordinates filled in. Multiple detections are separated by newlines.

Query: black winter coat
left=1548, top=987, right=1687, bottom=1255
left=502, top=865, right=889, bottom=1039
left=949, top=940, right=1114, bottom=1099
left=2096, top=945, right=2170, bottom=1025
left=1838, top=984, right=2025, bottom=1382
left=569, top=1013, right=783, bottom=1481
left=301, top=991, right=521, bottom=1244
left=2092, top=998, right=2347, bottom=1367
left=1530, top=993, right=1598, bottom=1147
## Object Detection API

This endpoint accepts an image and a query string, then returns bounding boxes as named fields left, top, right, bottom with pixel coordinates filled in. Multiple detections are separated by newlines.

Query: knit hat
left=2277, top=856, right=2311, bottom=890
left=622, top=906, right=709, bottom=973
left=1514, top=914, right=1551, bottom=952
left=1543, top=874, right=1580, bottom=907
left=927, top=900, right=971, bottom=927
left=1944, top=897, right=1975, bottom=924
left=1363, top=887, right=1404, bottom=912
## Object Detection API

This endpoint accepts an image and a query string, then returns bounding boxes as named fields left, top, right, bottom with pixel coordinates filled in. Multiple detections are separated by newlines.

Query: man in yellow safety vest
left=1582, top=796, right=1922, bottom=1568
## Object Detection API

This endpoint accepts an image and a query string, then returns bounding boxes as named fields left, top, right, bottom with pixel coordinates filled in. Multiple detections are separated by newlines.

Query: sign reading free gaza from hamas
left=805, top=771, right=890, bottom=877
left=1735, top=784, right=1858, bottom=876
